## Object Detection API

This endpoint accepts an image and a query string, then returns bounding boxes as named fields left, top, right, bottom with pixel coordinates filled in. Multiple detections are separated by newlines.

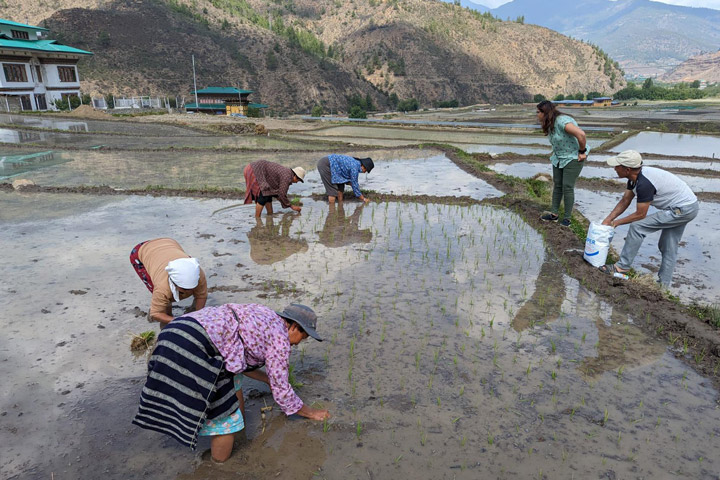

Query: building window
left=11, top=30, right=29, bottom=40
left=57, top=66, right=77, bottom=83
left=35, top=94, right=48, bottom=110
left=19, top=95, right=32, bottom=111
left=2, top=63, right=27, bottom=82
left=35, top=65, right=43, bottom=82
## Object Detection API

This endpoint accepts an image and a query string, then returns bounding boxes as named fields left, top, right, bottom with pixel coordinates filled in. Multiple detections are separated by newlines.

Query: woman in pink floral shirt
left=189, top=303, right=330, bottom=460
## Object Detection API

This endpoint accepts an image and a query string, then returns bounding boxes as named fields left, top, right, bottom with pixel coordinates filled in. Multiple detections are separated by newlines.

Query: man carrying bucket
left=599, top=150, right=699, bottom=287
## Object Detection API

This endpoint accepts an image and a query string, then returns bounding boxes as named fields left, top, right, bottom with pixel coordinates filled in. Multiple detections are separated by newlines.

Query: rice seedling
left=129, top=330, right=156, bottom=351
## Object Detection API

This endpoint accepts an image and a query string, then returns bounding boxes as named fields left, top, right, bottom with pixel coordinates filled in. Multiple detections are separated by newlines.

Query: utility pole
left=192, top=54, right=199, bottom=109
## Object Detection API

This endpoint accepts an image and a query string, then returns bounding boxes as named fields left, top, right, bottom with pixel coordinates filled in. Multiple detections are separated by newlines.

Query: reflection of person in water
left=248, top=213, right=308, bottom=265
left=318, top=203, right=373, bottom=248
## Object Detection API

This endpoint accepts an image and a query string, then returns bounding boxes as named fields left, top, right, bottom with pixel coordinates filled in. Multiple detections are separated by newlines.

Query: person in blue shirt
left=316, top=154, right=374, bottom=204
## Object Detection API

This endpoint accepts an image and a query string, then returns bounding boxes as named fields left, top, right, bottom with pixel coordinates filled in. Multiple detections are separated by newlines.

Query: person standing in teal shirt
left=537, top=100, right=588, bottom=226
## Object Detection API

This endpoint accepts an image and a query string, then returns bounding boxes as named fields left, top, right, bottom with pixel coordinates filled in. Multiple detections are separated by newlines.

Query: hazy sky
left=481, top=0, right=720, bottom=8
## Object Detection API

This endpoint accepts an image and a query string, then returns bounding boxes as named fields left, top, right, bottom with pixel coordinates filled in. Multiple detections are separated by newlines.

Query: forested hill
left=3, top=0, right=624, bottom=112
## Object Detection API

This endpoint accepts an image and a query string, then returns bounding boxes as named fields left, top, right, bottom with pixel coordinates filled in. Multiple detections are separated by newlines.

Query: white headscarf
left=165, top=257, right=200, bottom=302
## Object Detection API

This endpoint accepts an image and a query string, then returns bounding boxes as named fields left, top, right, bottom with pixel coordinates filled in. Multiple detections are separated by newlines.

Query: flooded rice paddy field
left=489, top=162, right=720, bottom=193
left=0, top=148, right=429, bottom=188
left=610, top=132, right=720, bottom=158
left=0, top=126, right=336, bottom=151
left=2, top=190, right=720, bottom=479
left=292, top=125, right=608, bottom=149
left=293, top=154, right=503, bottom=200
left=0, top=113, right=208, bottom=136
left=3, top=116, right=720, bottom=479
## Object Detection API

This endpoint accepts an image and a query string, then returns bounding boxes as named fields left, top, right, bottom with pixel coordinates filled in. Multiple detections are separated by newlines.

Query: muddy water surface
left=2, top=190, right=719, bottom=479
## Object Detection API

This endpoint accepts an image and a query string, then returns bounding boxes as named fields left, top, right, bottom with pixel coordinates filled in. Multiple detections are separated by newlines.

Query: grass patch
left=689, top=303, right=720, bottom=328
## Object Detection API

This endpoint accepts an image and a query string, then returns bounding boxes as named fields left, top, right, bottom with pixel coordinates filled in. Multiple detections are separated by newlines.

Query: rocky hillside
left=661, top=51, right=720, bottom=84
left=490, top=0, right=720, bottom=77
left=2, top=0, right=624, bottom=111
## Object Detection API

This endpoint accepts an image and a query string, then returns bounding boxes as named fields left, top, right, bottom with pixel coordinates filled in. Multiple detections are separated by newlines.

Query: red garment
left=243, top=164, right=261, bottom=205
left=246, top=160, right=294, bottom=208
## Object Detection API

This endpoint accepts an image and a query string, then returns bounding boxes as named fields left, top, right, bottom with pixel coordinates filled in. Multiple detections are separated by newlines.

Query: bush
left=105, top=94, right=115, bottom=109
left=397, top=98, right=419, bottom=111
left=247, top=106, right=261, bottom=118
left=349, top=106, right=366, bottom=119
left=81, top=93, right=91, bottom=105
left=54, top=96, right=81, bottom=111
left=436, top=99, right=459, bottom=108
left=311, top=105, right=323, bottom=117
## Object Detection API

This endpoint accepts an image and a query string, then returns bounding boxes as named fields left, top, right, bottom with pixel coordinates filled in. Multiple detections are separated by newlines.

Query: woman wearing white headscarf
left=129, top=238, right=207, bottom=324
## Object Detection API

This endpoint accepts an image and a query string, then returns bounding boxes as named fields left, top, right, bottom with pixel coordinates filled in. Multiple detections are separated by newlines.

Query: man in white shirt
left=599, top=150, right=699, bottom=287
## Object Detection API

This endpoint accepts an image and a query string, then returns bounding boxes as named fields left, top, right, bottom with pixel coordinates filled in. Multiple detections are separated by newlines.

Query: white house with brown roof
left=0, top=18, right=92, bottom=111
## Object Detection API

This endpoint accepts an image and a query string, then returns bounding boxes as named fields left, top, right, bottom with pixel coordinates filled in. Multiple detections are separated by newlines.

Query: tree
left=349, top=106, right=366, bottom=119
left=533, top=94, right=546, bottom=103
left=397, top=98, right=419, bottom=111
left=585, top=91, right=602, bottom=100
left=552, top=94, right=565, bottom=101
left=642, top=78, right=654, bottom=90
left=690, top=79, right=701, bottom=89
left=364, top=93, right=374, bottom=112
left=311, top=104, right=323, bottom=117
left=388, top=92, right=399, bottom=109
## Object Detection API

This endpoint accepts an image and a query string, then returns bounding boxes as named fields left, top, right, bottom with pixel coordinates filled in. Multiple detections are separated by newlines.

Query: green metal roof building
left=186, top=86, right=268, bottom=116
left=0, top=18, right=92, bottom=111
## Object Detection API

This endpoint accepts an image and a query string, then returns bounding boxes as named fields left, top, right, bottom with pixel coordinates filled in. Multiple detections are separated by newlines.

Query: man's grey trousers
left=617, top=201, right=699, bottom=286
